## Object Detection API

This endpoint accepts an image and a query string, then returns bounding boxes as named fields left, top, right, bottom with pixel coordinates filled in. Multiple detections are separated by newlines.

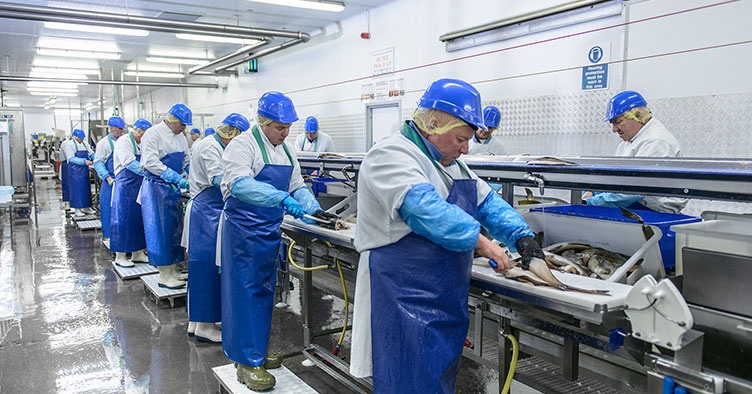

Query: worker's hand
left=178, top=178, right=189, bottom=190
left=107, top=177, right=114, bottom=186
left=312, top=209, right=339, bottom=221
left=475, top=235, right=511, bottom=272
left=84, top=160, right=93, bottom=166
left=516, top=236, right=545, bottom=270
left=282, top=196, right=305, bottom=219
left=582, top=191, right=594, bottom=199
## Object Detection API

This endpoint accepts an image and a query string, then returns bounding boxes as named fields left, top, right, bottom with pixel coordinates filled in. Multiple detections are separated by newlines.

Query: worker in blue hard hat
left=181, top=113, right=248, bottom=344
left=203, top=128, right=215, bottom=137
left=349, top=78, right=544, bottom=394
left=583, top=91, right=687, bottom=213
left=189, top=127, right=201, bottom=143
left=140, top=103, right=192, bottom=289
left=93, top=116, right=125, bottom=249
left=467, top=106, right=505, bottom=155
left=62, top=128, right=96, bottom=216
left=111, top=118, right=151, bottom=267
left=219, top=92, right=336, bottom=391
left=294, top=116, right=336, bottom=152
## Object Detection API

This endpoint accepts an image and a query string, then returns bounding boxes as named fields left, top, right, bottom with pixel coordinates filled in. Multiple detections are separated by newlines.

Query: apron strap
left=107, top=135, right=114, bottom=152
left=213, top=133, right=226, bottom=149
left=129, top=132, right=139, bottom=155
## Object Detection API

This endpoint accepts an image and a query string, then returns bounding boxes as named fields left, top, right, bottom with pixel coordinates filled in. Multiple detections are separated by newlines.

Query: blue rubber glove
left=476, top=191, right=535, bottom=251
left=159, top=167, right=184, bottom=185
left=88, top=152, right=95, bottom=161
left=212, top=174, right=224, bottom=190
left=291, top=187, right=322, bottom=224
left=125, top=160, right=144, bottom=176
left=231, top=177, right=288, bottom=207
left=398, top=183, right=479, bottom=252
left=585, top=192, right=644, bottom=208
left=282, top=196, right=305, bottom=218
left=93, top=161, right=110, bottom=181
left=68, top=157, right=87, bottom=166
left=178, top=178, right=189, bottom=190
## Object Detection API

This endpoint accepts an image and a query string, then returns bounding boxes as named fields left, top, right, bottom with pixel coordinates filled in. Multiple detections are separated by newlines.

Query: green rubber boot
left=264, top=351, right=283, bottom=369
left=236, top=364, right=275, bottom=392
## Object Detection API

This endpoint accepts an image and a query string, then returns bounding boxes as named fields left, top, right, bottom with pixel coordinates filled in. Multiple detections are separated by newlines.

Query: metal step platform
left=112, top=261, right=158, bottom=280
left=141, top=273, right=186, bottom=308
left=71, top=213, right=98, bottom=221
left=76, top=219, right=101, bottom=230
left=213, top=363, right=317, bottom=394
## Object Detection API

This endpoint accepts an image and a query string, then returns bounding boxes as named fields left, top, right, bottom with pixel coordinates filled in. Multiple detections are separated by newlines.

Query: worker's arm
left=125, top=160, right=144, bottom=176
left=585, top=192, right=644, bottom=208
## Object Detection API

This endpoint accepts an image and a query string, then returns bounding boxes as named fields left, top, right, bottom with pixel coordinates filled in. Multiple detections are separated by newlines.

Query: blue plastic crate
left=529, top=205, right=701, bottom=269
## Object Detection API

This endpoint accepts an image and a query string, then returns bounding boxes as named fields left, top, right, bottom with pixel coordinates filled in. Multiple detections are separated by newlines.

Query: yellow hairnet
left=165, top=114, right=179, bottom=123
left=256, top=115, right=273, bottom=126
left=412, top=108, right=467, bottom=135
left=216, top=123, right=241, bottom=139
left=621, top=106, right=652, bottom=124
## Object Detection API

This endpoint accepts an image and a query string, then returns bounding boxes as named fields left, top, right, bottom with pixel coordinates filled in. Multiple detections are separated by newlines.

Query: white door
left=365, top=102, right=401, bottom=151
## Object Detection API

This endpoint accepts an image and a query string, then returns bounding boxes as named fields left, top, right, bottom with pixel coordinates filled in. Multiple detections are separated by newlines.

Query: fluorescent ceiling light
left=247, top=0, right=345, bottom=12
left=32, top=67, right=99, bottom=76
left=28, top=82, right=80, bottom=89
left=44, top=22, right=149, bottom=37
left=175, top=34, right=262, bottom=45
left=124, top=71, right=185, bottom=78
left=147, top=56, right=213, bottom=65
left=28, top=89, right=79, bottom=95
left=36, top=48, right=121, bottom=60
left=33, top=58, right=99, bottom=69
left=37, top=37, right=119, bottom=53
left=30, top=92, right=78, bottom=97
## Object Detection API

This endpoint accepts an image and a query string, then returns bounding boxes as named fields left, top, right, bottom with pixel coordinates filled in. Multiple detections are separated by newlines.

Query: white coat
left=294, top=131, right=336, bottom=153
left=61, top=139, right=92, bottom=161
left=615, top=118, right=687, bottom=213
left=58, top=138, right=73, bottom=180
left=181, top=135, right=226, bottom=248
left=94, top=135, right=115, bottom=169
left=113, top=132, right=141, bottom=176
left=140, top=121, right=190, bottom=176
left=349, top=132, right=493, bottom=378
left=468, top=134, right=505, bottom=155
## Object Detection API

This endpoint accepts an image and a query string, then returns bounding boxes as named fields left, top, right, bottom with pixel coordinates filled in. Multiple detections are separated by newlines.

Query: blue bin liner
left=530, top=205, right=701, bottom=269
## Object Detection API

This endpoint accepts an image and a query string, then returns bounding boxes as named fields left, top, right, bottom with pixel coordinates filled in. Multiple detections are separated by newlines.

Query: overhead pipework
left=0, top=1, right=312, bottom=75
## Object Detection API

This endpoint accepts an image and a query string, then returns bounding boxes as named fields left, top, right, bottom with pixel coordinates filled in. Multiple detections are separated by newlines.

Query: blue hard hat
left=483, top=106, right=501, bottom=129
left=204, top=128, right=216, bottom=137
left=190, top=128, right=201, bottom=135
left=168, top=103, right=193, bottom=125
left=257, top=91, right=298, bottom=124
left=72, top=129, right=85, bottom=139
left=133, top=118, right=152, bottom=131
left=605, top=91, right=648, bottom=122
left=304, top=116, right=318, bottom=132
left=222, top=113, right=250, bottom=132
left=417, top=78, right=486, bottom=131
left=108, top=116, right=126, bottom=129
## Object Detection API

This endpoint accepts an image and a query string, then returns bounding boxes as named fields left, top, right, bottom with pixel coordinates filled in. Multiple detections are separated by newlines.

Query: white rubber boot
left=131, top=249, right=148, bottom=263
left=82, top=207, right=95, bottom=214
left=114, top=252, right=133, bottom=267
left=157, top=266, right=186, bottom=289
left=171, top=264, right=188, bottom=281
left=74, top=209, right=85, bottom=217
left=187, top=321, right=196, bottom=337
left=194, top=322, right=222, bottom=344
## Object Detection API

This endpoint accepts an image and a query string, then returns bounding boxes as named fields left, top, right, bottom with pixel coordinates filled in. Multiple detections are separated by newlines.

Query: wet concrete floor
left=0, top=178, right=532, bottom=394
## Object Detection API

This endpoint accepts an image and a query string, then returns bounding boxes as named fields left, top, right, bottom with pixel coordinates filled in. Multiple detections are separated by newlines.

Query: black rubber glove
left=516, top=236, right=545, bottom=270
left=313, top=209, right=339, bottom=221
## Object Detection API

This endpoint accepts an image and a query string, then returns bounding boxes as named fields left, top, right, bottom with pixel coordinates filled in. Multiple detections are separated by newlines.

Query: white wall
left=126, top=0, right=752, bottom=158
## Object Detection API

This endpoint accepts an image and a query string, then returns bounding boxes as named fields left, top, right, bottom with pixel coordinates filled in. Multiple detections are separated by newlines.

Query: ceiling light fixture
left=247, top=0, right=345, bottom=12
left=43, top=22, right=149, bottom=36
left=33, top=58, right=100, bottom=69
left=124, top=71, right=185, bottom=79
left=28, top=81, right=81, bottom=89
left=36, top=48, right=121, bottom=60
left=32, top=67, right=99, bottom=76
left=30, top=92, right=78, bottom=97
left=37, top=37, right=119, bottom=52
left=175, top=34, right=262, bottom=45
left=147, top=56, right=213, bottom=65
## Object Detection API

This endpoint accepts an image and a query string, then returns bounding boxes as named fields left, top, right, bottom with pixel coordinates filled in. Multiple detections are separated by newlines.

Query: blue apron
left=370, top=125, right=478, bottom=393
left=221, top=126, right=294, bottom=366
left=141, top=152, right=186, bottom=266
left=188, top=185, right=223, bottom=322
left=111, top=138, right=145, bottom=253
left=61, top=160, right=70, bottom=202
left=69, top=143, right=92, bottom=209
left=99, top=136, right=116, bottom=239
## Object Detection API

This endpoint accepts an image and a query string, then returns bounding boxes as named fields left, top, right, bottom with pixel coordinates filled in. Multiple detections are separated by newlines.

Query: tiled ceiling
left=0, top=0, right=393, bottom=111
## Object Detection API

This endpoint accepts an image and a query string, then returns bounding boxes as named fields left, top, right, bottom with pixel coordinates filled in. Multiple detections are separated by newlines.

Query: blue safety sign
left=582, top=65, right=608, bottom=90
left=588, top=46, right=604, bottom=63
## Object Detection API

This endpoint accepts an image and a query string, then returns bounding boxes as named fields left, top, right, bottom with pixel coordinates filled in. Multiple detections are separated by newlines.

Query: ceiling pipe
left=188, top=40, right=271, bottom=75
left=214, top=35, right=309, bottom=73
left=0, top=2, right=310, bottom=41
left=0, top=75, right=218, bottom=88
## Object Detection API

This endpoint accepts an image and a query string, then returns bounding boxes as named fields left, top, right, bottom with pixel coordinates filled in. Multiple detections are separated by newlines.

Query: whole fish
left=528, top=258, right=610, bottom=295
left=587, top=255, right=615, bottom=280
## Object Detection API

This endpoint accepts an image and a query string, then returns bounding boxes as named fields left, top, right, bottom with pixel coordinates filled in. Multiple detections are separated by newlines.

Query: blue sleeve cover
left=93, top=161, right=109, bottom=180
left=231, top=177, right=289, bottom=207
left=159, top=167, right=183, bottom=185
left=489, top=183, right=503, bottom=193
left=212, top=174, right=224, bottom=190
left=586, top=192, right=644, bottom=208
left=291, top=186, right=322, bottom=214
left=68, top=157, right=86, bottom=166
left=476, top=192, right=535, bottom=252
left=398, top=183, right=479, bottom=253
left=88, top=152, right=95, bottom=161
left=125, top=161, right=144, bottom=176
